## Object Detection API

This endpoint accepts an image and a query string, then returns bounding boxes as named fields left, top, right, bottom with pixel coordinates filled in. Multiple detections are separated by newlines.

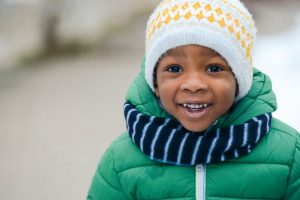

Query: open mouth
left=181, top=103, right=210, bottom=112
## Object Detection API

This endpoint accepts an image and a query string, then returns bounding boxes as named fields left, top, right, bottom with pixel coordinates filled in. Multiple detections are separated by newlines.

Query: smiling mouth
left=181, top=103, right=210, bottom=112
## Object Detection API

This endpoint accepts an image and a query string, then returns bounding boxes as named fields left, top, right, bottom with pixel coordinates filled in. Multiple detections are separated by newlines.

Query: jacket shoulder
left=107, top=133, right=156, bottom=172
left=229, top=118, right=299, bottom=166
left=271, top=119, right=300, bottom=200
left=271, top=118, right=299, bottom=137
left=270, top=118, right=299, bottom=163
left=260, top=118, right=299, bottom=165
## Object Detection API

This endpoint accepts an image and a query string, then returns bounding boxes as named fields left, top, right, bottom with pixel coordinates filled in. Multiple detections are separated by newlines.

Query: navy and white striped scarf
left=124, top=102, right=272, bottom=166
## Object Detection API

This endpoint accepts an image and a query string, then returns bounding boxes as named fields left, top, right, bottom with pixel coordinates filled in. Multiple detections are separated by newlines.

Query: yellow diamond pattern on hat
left=185, top=11, right=192, bottom=19
left=236, top=32, right=241, bottom=40
left=157, top=20, right=162, bottom=29
left=241, top=26, right=246, bottom=34
left=218, top=18, right=226, bottom=28
left=208, top=14, right=216, bottom=23
left=155, top=13, right=161, bottom=21
left=215, top=8, right=223, bottom=15
left=163, top=8, right=169, bottom=16
left=172, top=5, right=179, bottom=12
left=226, top=13, right=232, bottom=20
left=242, top=40, right=246, bottom=48
left=228, top=25, right=234, bottom=33
left=247, top=33, right=251, bottom=40
left=165, top=15, right=172, bottom=24
left=146, top=1, right=255, bottom=61
left=197, top=11, right=204, bottom=20
left=234, top=19, right=240, bottom=27
left=174, top=12, right=180, bottom=21
left=246, top=45, right=251, bottom=58
left=182, top=2, right=189, bottom=10
left=205, top=4, right=212, bottom=11
left=193, top=2, right=201, bottom=10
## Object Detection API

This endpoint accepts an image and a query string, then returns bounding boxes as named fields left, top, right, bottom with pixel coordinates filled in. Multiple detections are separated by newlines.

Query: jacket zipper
left=195, top=164, right=206, bottom=200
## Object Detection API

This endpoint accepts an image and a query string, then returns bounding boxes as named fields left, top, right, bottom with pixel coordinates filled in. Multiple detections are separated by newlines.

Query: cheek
left=155, top=81, right=176, bottom=110
left=211, top=75, right=236, bottom=97
left=218, top=78, right=236, bottom=102
left=155, top=76, right=172, bottom=97
left=155, top=84, right=171, bottom=101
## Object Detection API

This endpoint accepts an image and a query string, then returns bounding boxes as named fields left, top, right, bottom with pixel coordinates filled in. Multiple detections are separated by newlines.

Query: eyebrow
left=209, top=50, right=221, bottom=57
left=163, top=48, right=181, bottom=57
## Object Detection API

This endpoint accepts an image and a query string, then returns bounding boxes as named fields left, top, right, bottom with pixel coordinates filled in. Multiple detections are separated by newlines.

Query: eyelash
left=165, top=64, right=224, bottom=73
left=206, top=64, right=224, bottom=72
left=166, top=65, right=183, bottom=73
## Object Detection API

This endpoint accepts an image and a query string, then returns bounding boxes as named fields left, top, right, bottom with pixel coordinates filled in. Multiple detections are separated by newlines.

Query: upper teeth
left=183, top=103, right=208, bottom=109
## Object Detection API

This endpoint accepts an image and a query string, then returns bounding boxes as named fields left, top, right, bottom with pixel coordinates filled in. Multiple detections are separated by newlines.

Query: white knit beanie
left=145, top=0, right=257, bottom=100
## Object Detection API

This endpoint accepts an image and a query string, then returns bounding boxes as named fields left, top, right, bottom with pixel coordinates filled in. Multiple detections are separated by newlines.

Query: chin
left=183, top=125, right=208, bottom=133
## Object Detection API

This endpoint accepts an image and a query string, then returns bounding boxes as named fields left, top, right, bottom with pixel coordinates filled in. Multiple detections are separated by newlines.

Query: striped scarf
left=124, top=102, right=272, bottom=166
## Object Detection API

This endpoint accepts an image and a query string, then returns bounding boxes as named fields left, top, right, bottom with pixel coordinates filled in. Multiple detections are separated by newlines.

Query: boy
left=87, top=0, right=300, bottom=199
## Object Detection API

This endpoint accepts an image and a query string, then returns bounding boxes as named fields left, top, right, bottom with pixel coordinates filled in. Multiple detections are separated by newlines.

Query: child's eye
left=166, top=65, right=183, bottom=73
left=207, top=65, right=224, bottom=73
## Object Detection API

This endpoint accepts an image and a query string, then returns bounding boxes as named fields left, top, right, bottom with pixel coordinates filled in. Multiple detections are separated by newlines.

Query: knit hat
left=145, top=0, right=257, bottom=100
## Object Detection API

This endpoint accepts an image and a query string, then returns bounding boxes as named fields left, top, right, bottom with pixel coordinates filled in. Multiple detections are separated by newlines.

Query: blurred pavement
left=0, top=14, right=146, bottom=198
left=0, top=50, right=142, bottom=199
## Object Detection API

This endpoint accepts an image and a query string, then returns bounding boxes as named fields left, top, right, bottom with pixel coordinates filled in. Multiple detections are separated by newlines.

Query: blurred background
left=0, top=0, right=299, bottom=199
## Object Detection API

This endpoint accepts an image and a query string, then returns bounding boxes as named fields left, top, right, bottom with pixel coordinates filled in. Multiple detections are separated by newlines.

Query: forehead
left=164, top=45, right=221, bottom=58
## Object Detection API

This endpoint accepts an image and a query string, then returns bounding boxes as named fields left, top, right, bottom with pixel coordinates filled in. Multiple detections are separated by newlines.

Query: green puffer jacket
left=87, top=62, right=300, bottom=200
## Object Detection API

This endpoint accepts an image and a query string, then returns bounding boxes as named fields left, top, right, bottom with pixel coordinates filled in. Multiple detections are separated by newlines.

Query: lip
left=178, top=100, right=212, bottom=106
left=178, top=102, right=211, bottom=120
left=178, top=100, right=211, bottom=104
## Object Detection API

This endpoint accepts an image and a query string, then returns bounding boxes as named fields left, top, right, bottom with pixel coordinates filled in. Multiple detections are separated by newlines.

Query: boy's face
left=155, top=45, right=236, bottom=132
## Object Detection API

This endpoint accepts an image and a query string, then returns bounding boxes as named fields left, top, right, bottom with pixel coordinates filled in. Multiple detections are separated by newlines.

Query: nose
left=180, top=72, right=208, bottom=93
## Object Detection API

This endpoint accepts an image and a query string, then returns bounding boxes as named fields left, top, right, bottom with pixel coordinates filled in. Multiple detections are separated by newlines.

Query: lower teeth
left=188, top=108, right=203, bottom=111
